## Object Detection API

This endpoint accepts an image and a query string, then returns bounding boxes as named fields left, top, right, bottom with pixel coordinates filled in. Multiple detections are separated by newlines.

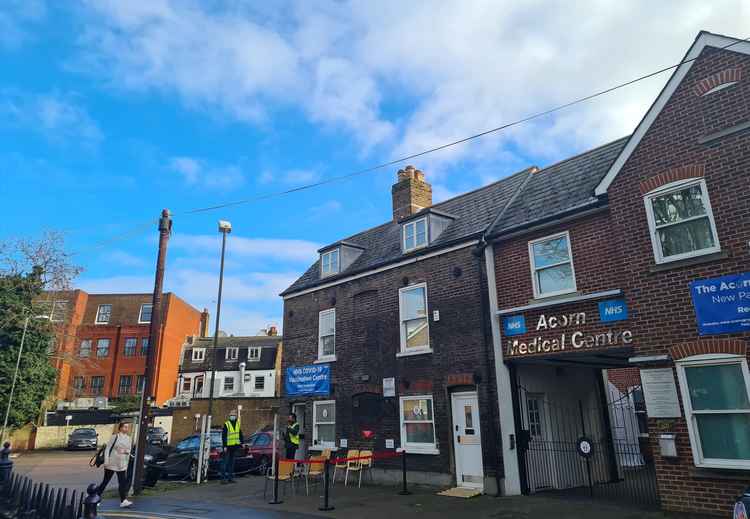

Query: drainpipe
left=482, top=243, right=521, bottom=495
left=473, top=240, right=504, bottom=496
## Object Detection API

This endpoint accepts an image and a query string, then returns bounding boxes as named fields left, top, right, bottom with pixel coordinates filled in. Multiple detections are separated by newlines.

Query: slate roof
left=181, top=336, right=280, bottom=372
left=282, top=136, right=629, bottom=297
left=487, top=137, right=629, bottom=236
left=281, top=166, right=534, bottom=295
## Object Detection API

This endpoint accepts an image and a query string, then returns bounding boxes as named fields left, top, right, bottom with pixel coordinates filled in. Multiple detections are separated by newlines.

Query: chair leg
left=359, top=469, right=362, bottom=488
left=332, top=466, right=336, bottom=487
left=305, top=474, right=309, bottom=496
left=345, top=468, right=349, bottom=487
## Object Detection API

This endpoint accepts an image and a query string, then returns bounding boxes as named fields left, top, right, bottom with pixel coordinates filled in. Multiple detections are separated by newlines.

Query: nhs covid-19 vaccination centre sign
left=285, top=364, right=331, bottom=396
left=690, top=272, right=750, bottom=335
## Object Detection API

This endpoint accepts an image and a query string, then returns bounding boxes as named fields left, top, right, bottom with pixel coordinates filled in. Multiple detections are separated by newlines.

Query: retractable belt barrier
left=268, top=450, right=411, bottom=511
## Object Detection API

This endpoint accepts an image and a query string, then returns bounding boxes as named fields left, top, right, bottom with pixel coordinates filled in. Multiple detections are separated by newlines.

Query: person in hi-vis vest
left=221, top=410, right=244, bottom=483
left=285, top=413, right=300, bottom=460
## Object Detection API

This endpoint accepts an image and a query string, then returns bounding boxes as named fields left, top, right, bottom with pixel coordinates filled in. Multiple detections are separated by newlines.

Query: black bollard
left=398, top=450, right=411, bottom=496
left=318, top=458, right=334, bottom=511
left=268, top=456, right=282, bottom=505
left=83, top=483, right=100, bottom=518
left=0, top=442, right=12, bottom=485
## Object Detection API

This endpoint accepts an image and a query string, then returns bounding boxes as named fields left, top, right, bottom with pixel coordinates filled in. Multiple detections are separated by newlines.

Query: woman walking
left=97, top=421, right=133, bottom=508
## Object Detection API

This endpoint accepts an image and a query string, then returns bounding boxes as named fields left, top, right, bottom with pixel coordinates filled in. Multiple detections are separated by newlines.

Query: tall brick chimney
left=199, top=308, right=209, bottom=338
left=391, top=165, right=432, bottom=222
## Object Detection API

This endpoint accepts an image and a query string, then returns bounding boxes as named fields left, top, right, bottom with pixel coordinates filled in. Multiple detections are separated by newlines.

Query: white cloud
left=170, top=233, right=321, bottom=264
left=102, top=250, right=147, bottom=268
left=168, top=156, right=245, bottom=189
left=74, top=1, right=748, bottom=181
left=259, top=168, right=321, bottom=185
left=0, top=0, right=46, bottom=50
left=0, top=90, right=102, bottom=145
left=309, top=200, right=342, bottom=218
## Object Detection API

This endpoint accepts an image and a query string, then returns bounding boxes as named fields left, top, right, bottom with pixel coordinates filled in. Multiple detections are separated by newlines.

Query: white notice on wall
left=385, top=439, right=395, bottom=449
left=383, top=377, right=396, bottom=397
left=640, top=368, right=682, bottom=418
left=340, top=438, right=348, bottom=448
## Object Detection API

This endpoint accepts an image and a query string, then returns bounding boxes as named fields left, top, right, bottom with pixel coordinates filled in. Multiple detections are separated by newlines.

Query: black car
left=153, top=430, right=253, bottom=480
left=146, top=426, right=168, bottom=446
left=66, top=428, right=98, bottom=450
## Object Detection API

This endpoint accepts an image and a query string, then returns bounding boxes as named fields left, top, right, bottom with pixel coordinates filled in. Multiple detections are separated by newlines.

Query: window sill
left=314, top=356, right=337, bottom=364
left=396, top=348, right=433, bottom=358
left=689, top=466, right=750, bottom=480
left=309, top=445, right=338, bottom=452
left=649, top=250, right=728, bottom=273
left=401, top=447, right=440, bottom=455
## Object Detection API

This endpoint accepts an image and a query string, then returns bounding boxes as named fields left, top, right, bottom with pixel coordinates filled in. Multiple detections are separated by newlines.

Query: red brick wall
left=607, top=45, right=750, bottom=516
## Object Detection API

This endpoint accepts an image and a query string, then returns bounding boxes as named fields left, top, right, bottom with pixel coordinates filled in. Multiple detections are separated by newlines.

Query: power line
left=77, top=34, right=748, bottom=251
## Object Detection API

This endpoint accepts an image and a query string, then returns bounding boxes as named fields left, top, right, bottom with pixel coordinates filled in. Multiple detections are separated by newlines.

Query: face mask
left=229, top=415, right=237, bottom=420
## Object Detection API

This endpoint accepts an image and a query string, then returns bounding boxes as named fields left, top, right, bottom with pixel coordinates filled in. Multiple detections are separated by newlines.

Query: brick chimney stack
left=391, top=165, right=432, bottom=222
left=199, top=308, right=209, bottom=338
left=266, top=325, right=278, bottom=337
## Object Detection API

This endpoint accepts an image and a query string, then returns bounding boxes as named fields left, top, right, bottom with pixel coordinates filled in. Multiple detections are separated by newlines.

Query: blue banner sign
left=598, top=299, right=628, bottom=323
left=503, top=315, right=527, bottom=336
left=285, top=364, right=331, bottom=396
left=690, top=272, right=750, bottom=335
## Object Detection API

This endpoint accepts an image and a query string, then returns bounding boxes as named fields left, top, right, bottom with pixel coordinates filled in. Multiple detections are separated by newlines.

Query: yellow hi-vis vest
left=288, top=422, right=300, bottom=446
left=225, top=420, right=241, bottom=446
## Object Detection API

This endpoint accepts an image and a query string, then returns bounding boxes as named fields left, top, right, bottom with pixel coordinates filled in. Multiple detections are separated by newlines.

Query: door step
left=437, top=487, right=482, bottom=498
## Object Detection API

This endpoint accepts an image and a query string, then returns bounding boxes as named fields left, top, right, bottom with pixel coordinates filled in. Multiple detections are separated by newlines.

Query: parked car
left=146, top=426, right=168, bottom=446
left=66, top=428, right=98, bottom=450
left=152, top=430, right=254, bottom=480
left=245, top=431, right=281, bottom=474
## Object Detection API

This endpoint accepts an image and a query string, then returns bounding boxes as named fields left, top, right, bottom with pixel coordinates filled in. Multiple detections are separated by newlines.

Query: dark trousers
left=221, top=447, right=238, bottom=481
left=285, top=445, right=297, bottom=461
left=97, top=469, right=128, bottom=502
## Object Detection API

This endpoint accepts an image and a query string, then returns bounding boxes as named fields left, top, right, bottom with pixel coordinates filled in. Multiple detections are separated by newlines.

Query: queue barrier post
left=269, top=455, right=282, bottom=505
left=319, top=457, right=334, bottom=511
left=398, top=449, right=411, bottom=496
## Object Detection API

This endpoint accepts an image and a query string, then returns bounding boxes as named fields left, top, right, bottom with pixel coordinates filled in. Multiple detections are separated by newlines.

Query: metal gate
left=516, top=382, right=659, bottom=508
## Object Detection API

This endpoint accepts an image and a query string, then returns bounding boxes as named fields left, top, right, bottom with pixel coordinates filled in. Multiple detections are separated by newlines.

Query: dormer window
left=321, top=249, right=340, bottom=277
left=403, top=218, right=427, bottom=252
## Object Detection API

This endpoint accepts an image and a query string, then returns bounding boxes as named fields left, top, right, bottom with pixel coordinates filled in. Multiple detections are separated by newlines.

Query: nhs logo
left=503, top=315, right=527, bottom=336
left=598, top=299, right=628, bottom=322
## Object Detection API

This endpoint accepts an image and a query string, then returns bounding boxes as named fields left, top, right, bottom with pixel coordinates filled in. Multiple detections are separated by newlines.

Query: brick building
left=280, top=165, right=532, bottom=491
left=483, top=32, right=750, bottom=516
left=38, top=290, right=205, bottom=407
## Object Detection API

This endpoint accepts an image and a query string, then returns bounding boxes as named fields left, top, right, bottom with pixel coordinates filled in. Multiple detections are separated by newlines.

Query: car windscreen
left=71, top=429, right=96, bottom=436
left=210, top=432, right=223, bottom=448
left=148, top=427, right=164, bottom=434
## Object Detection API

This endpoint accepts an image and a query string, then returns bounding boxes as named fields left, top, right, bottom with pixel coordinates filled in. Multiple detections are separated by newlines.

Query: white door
left=525, top=393, right=554, bottom=491
left=451, top=392, right=484, bottom=490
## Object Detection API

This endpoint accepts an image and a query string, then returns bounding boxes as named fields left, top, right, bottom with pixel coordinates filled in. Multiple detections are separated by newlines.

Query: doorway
left=451, top=391, right=484, bottom=490
left=292, top=403, right=306, bottom=461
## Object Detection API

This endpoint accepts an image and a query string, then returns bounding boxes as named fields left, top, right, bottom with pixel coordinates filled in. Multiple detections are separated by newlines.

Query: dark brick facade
left=282, top=245, right=503, bottom=485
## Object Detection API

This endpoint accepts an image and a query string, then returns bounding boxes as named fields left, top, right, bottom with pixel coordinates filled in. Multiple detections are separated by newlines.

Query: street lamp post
left=199, top=220, right=231, bottom=480
left=1, top=316, right=30, bottom=443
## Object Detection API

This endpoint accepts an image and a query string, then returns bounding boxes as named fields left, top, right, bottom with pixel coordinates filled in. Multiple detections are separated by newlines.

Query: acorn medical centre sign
left=503, top=299, right=633, bottom=357
left=690, top=272, right=750, bottom=335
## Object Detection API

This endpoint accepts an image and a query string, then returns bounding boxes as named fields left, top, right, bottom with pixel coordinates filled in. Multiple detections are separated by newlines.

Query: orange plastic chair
left=356, top=450, right=374, bottom=487
left=344, top=449, right=362, bottom=487
left=305, top=455, right=325, bottom=495
left=263, top=459, right=297, bottom=498
left=333, top=449, right=358, bottom=486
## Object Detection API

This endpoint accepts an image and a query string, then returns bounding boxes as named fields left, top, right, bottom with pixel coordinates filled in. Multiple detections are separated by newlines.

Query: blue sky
left=1, top=1, right=746, bottom=334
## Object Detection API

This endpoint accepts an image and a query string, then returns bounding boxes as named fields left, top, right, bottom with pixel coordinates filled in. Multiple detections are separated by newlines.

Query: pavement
left=12, top=450, right=716, bottom=519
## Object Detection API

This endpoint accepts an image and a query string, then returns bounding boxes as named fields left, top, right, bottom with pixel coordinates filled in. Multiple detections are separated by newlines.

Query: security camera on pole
left=198, top=220, right=231, bottom=481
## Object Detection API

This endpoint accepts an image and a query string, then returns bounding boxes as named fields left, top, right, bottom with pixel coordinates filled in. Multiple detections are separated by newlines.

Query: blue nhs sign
left=598, top=299, right=628, bottom=322
left=503, top=315, right=527, bottom=336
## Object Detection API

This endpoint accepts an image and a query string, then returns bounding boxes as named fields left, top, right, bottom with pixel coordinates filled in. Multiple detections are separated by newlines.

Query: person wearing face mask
left=221, top=410, right=244, bottom=484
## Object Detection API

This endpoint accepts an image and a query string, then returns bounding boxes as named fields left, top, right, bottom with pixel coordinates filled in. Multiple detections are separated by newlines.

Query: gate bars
left=515, top=380, right=660, bottom=508
left=0, top=471, right=89, bottom=519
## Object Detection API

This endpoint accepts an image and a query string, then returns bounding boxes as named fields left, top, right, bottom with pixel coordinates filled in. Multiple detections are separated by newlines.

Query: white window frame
left=248, top=347, right=261, bottom=362
left=675, top=354, right=750, bottom=470
left=96, top=338, right=110, bottom=358
left=50, top=300, right=67, bottom=322
left=222, top=376, right=235, bottom=395
left=397, top=283, right=431, bottom=356
left=644, top=178, right=721, bottom=264
left=312, top=400, right=336, bottom=450
left=225, top=347, right=239, bottom=361
left=528, top=231, right=577, bottom=299
left=138, top=304, right=153, bottom=324
left=627, top=385, right=649, bottom=439
left=320, top=249, right=340, bottom=277
left=399, top=395, right=439, bottom=454
left=95, top=304, right=112, bottom=324
left=254, top=375, right=265, bottom=391
left=192, top=348, right=205, bottom=362
left=317, top=308, right=336, bottom=362
left=402, top=217, right=428, bottom=253
left=79, top=339, right=92, bottom=358
left=182, top=377, right=192, bottom=393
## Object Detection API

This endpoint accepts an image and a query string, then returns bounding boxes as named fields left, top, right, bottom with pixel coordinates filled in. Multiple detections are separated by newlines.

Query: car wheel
left=189, top=460, right=198, bottom=481
left=258, top=456, right=270, bottom=474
